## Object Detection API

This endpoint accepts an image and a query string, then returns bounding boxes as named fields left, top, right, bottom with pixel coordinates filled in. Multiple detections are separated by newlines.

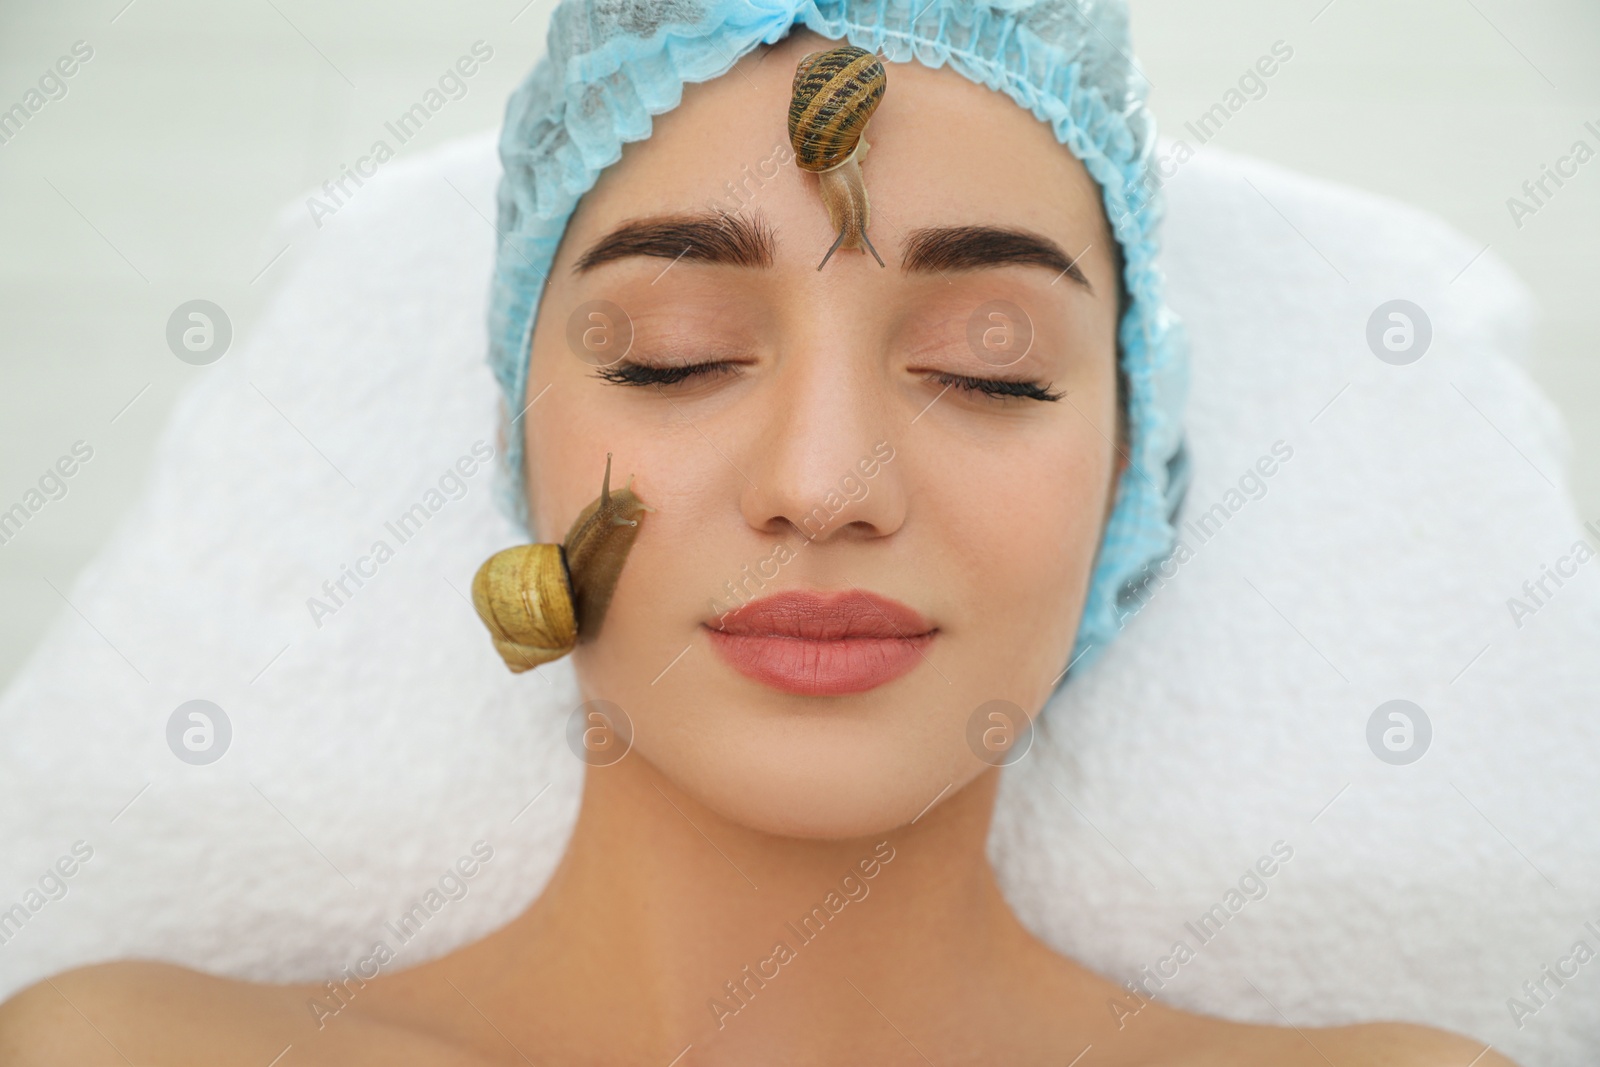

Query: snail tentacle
left=815, top=152, right=884, bottom=270
left=561, top=454, right=650, bottom=642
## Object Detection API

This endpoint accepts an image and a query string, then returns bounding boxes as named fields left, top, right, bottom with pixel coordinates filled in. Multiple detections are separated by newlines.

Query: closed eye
left=928, top=372, right=1065, bottom=403
left=593, top=360, right=740, bottom=387
left=593, top=360, right=1063, bottom=403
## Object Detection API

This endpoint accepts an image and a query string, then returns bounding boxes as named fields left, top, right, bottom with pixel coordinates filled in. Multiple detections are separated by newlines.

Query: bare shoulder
left=1315, top=1021, right=1519, bottom=1067
left=1134, top=1002, right=1520, bottom=1067
left=0, top=960, right=306, bottom=1066
left=1024, top=943, right=1517, bottom=1067
left=0, top=959, right=498, bottom=1066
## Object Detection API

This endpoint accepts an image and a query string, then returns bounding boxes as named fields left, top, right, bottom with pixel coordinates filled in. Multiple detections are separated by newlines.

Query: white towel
left=1, top=130, right=1594, bottom=1066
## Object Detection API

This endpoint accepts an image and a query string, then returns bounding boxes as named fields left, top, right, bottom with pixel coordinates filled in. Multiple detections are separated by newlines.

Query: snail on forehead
left=472, top=453, right=652, bottom=672
left=788, top=43, right=889, bottom=271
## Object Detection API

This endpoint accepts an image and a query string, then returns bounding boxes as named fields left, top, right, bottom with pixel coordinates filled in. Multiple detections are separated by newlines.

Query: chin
left=645, top=713, right=979, bottom=840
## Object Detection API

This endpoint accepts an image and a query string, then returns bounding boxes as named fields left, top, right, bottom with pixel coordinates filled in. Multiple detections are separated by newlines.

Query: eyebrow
left=901, top=226, right=1094, bottom=291
left=573, top=214, right=1094, bottom=291
left=573, top=212, right=776, bottom=272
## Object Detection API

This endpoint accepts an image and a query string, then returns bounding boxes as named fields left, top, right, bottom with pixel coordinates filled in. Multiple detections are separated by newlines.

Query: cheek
left=525, top=409, right=615, bottom=541
left=927, top=425, right=1112, bottom=680
left=522, top=330, right=658, bottom=541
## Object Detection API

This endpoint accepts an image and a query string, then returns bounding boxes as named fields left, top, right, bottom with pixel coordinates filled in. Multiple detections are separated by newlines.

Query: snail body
left=788, top=44, right=888, bottom=271
left=472, top=453, right=651, bottom=673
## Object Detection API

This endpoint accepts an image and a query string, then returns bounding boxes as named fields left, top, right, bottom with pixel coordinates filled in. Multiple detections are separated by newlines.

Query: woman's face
left=524, top=31, right=1122, bottom=838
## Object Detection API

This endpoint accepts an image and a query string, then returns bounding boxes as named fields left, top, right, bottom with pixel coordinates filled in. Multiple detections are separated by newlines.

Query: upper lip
left=707, top=589, right=934, bottom=640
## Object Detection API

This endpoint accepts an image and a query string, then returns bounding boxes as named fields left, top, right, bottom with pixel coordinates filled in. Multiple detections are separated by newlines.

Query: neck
left=494, top=754, right=1040, bottom=1063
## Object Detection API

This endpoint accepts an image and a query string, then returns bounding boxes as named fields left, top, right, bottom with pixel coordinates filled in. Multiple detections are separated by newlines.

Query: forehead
left=560, top=31, right=1111, bottom=267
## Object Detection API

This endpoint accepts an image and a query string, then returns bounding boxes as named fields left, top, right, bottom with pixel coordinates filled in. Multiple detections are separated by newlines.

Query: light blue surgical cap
left=488, top=0, right=1191, bottom=679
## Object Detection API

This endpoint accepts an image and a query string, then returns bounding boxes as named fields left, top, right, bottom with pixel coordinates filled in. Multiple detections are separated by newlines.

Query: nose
left=738, top=342, right=905, bottom=545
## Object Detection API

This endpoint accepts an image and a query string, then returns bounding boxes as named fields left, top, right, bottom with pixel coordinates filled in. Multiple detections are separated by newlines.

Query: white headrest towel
left=2, top=130, right=1595, bottom=1066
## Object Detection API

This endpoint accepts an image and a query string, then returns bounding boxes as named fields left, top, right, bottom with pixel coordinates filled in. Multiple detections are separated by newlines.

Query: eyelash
left=926, top=371, right=1065, bottom=403
left=593, top=360, right=739, bottom=387
left=594, top=361, right=1064, bottom=403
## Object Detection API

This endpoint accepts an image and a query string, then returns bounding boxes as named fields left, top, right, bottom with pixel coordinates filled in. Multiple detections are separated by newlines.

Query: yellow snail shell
left=471, top=453, right=651, bottom=673
left=788, top=44, right=888, bottom=270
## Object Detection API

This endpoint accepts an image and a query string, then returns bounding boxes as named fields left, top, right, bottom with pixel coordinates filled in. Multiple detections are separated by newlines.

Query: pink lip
left=704, top=590, right=936, bottom=696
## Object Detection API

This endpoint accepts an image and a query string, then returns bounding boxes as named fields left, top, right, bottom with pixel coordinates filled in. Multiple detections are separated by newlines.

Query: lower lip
left=705, top=628, right=935, bottom=696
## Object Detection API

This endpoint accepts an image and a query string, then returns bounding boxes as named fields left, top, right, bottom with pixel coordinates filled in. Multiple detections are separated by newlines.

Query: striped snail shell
left=788, top=44, right=888, bottom=270
left=789, top=44, right=887, bottom=173
left=471, top=453, right=652, bottom=673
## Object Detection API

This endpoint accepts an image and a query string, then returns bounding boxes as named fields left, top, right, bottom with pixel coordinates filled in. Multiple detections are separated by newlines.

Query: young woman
left=0, top=3, right=1516, bottom=1063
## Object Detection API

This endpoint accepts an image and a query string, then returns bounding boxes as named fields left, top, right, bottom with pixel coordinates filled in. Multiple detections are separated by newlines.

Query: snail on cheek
left=472, top=453, right=653, bottom=672
left=788, top=44, right=888, bottom=271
